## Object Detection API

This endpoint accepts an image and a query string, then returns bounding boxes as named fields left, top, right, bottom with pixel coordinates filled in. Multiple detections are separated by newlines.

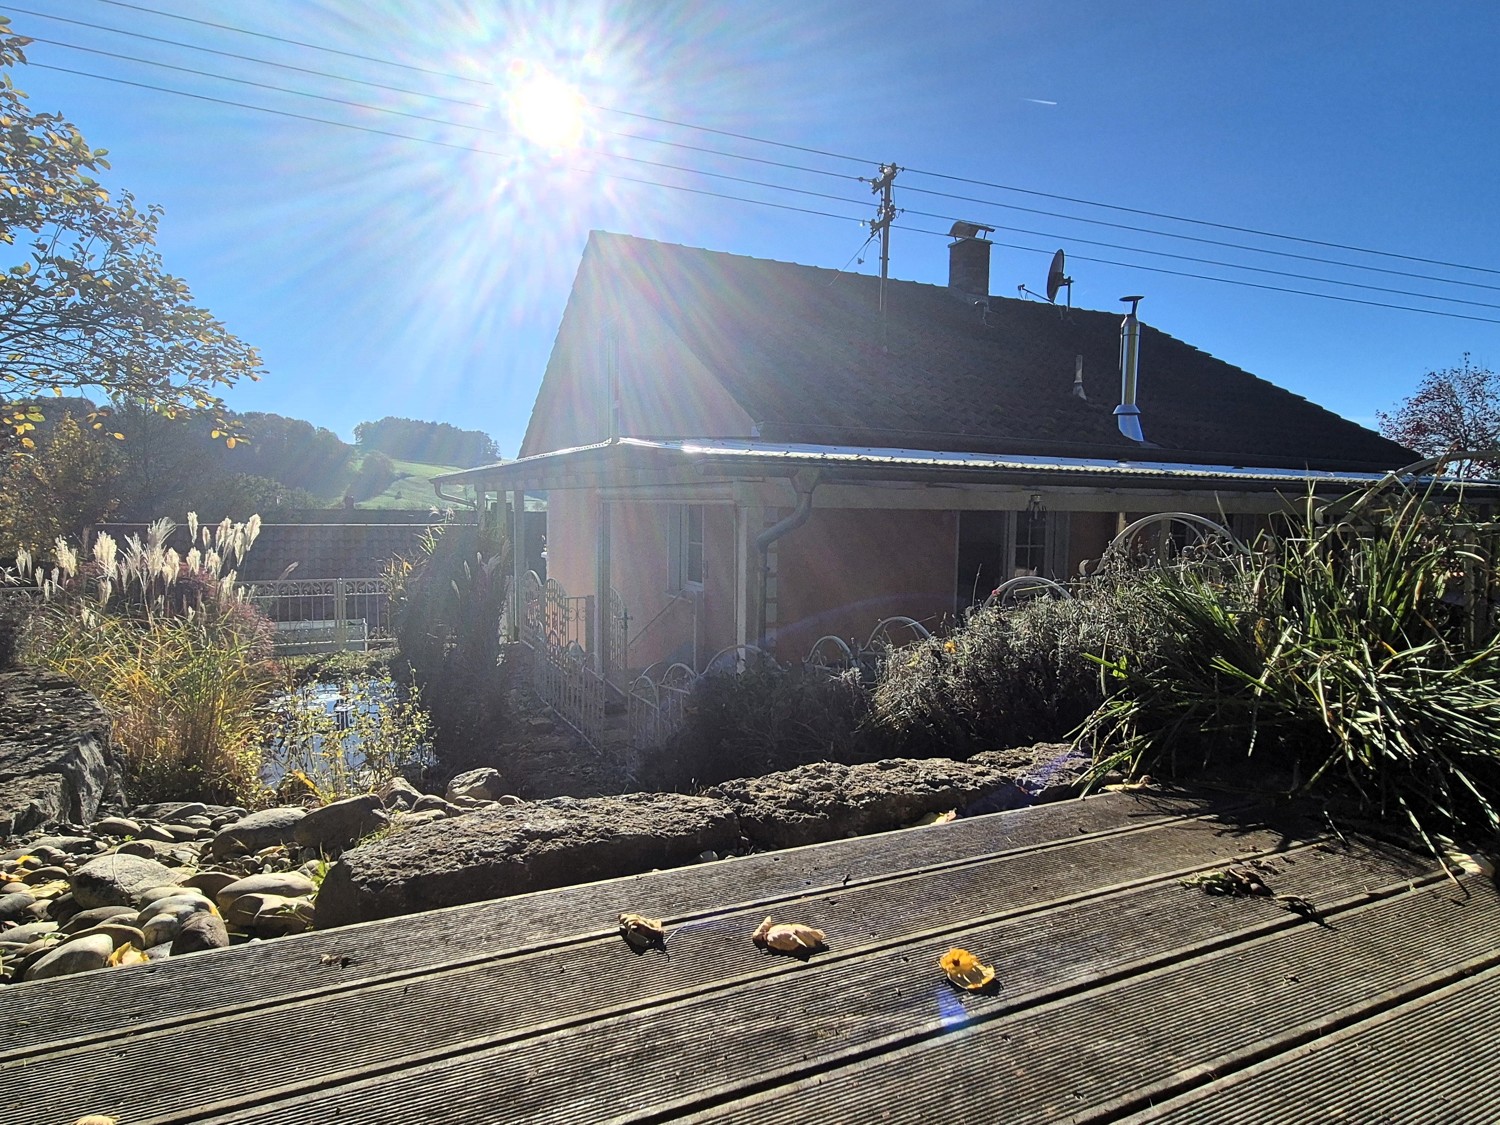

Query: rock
left=43, top=891, right=81, bottom=923
left=171, top=911, right=230, bottom=954
left=0, top=669, right=123, bottom=837
left=206, top=807, right=307, bottom=859
left=2, top=920, right=58, bottom=944
left=18, top=834, right=97, bottom=855
left=24, top=932, right=114, bottom=980
left=412, top=794, right=461, bottom=816
left=180, top=871, right=240, bottom=899
left=130, top=801, right=208, bottom=822
left=215, top=871, right=317, bottom=913
left=226, top=892, right=314, bottom=934
left=376, top=776, right=423, bottom=811
left=116, top=839, right=168, bottom=859
left=316, top=792, right=740, bottom=928
left=395, top=809, right=447, bottom=827
left=293, top=795, right=388, bottom=853
left=445, top=767, right=504, bottom=803
left=71, top=854, right=184, bottom=909
left=68, top=921, right=145, bottom=949
left=135, top=823, right=180, bottom=843
left=0, top=890, right=34, bottom=922
left=966, top=743, right=1092, bottom=811
left=138, top=894, right=217, bottom=947
left=60, top=905, right=137, bottom=933
left=704, top=758, right=1017, bottom=850
left=92, top=816, right=142, bottom=837
left=23, top=865, right=71, bottom=884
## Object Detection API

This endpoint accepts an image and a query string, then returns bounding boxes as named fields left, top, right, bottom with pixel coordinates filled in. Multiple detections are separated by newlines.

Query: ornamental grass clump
left=18, top=513, right=279, bottom=804
left=1079, top=482, right=1500, bottom=853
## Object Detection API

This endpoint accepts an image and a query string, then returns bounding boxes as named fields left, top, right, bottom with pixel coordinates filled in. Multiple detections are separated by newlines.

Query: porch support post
left=594, top=495, right=612, bottom=681
left=509, top=489, right=525, bottom=642
left=734, top=502, right=751, bottom=652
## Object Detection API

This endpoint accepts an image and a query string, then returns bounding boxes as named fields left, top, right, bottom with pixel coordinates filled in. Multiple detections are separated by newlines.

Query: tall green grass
left=1079, top=485, right=1500, bottom=852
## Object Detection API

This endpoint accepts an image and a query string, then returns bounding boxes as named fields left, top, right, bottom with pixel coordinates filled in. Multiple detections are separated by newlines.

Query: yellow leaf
left=940, top=947, right=996, bottom=991
left=111, top=432, right=124, bottom=440
left=75, top=1116, right=119, bottom=1125
left=108, top=943, right=148, bottom=967
left=225, top=436, right=236, bottom=449
left=751, top=916, right=826, bottom=953
left=20, top=436, right=33, bottom=449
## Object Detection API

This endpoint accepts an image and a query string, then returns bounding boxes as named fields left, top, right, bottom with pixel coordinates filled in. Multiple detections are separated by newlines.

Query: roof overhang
left=436, top=437, right=1500, bottom=498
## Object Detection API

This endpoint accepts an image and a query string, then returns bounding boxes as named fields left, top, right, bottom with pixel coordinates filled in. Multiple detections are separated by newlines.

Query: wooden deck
left=5, top=790, right=1498, bottom=1124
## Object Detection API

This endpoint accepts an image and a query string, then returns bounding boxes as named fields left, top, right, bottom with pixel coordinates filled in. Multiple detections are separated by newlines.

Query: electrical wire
left=897, top=205, right=1500, bottom=312
left=895, top=222, right=1500, bottom=326
left=67, top=0, right=1499, bottom=280
left=40, top=1, right=1500, bottom=286
left=27, top=62, right=871, bottom=228
left=34, top=57, right=1496, bottom=328
left=902, top=166, right=1500, bottom=278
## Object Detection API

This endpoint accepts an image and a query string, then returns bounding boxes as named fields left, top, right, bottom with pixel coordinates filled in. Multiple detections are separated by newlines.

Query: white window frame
left=668, top=504, right=705, bottom=592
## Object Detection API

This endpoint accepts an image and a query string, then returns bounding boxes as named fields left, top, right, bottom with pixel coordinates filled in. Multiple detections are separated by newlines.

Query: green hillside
left=305, top=453, right=470, bottom=510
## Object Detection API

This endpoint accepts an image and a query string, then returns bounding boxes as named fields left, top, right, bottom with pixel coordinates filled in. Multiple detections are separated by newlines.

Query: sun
left=506, top=62, right=590, bottom=151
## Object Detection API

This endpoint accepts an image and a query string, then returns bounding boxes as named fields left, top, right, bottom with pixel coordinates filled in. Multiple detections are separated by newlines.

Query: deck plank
left=3, top=791, right=1487, bottom=1125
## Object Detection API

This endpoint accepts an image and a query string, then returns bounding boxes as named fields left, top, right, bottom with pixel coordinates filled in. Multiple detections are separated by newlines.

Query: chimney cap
left=948, top=220, right=995, bottom=241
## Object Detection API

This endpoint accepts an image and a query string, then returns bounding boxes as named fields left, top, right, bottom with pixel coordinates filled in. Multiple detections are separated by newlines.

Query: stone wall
left=0, top=669, right=121, bottom=837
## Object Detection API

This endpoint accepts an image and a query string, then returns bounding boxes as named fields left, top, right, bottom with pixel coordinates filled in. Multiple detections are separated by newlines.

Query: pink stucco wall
left=769, top=507, right=959, bottom=662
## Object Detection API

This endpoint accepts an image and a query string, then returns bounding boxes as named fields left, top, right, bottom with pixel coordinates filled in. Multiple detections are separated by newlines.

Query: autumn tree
left=1377, top=355, right=1500, bottom=479
left=0, top=20, right=261, bottom=452
left=0, top=411, right=119, bottom=552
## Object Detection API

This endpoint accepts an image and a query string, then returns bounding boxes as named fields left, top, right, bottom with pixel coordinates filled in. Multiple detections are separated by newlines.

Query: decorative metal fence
left=245, top=577, right=394, bottom=655
left=516, top=570, right=630, bottom=749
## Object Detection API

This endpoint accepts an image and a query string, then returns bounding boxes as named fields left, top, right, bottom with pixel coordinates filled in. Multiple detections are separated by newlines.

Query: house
left=436, top=230, right=1417, bottom=681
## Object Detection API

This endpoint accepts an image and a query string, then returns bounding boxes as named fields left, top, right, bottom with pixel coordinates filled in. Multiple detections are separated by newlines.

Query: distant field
left=309, top=454, right=470, bottom=510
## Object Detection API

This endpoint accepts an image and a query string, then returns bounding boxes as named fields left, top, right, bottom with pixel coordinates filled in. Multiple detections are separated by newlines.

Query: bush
left=1078, top=484, right=1500, bottom=852
left=868, top=584, right=1163, bottom=758
left=639, top=664, right=874, bottom=790
left=389, top=520, right=511, bottom=763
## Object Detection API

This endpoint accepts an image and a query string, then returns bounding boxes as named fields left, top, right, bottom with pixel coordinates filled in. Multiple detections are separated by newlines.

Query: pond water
left=260, top=676, right=431, bottom=790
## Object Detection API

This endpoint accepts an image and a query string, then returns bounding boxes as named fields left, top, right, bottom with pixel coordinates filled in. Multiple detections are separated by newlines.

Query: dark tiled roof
left=585, top=232, right=1416, bottom=472
left=237, top=523, right=435, bottom=581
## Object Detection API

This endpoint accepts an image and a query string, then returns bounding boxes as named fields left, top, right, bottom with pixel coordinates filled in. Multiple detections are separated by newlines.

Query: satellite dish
left=1045, top=249, right=1073, bottom=306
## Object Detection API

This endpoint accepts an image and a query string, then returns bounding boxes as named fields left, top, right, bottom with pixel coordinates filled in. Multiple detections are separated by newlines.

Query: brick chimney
left=947, top=220, right=995, bottom=299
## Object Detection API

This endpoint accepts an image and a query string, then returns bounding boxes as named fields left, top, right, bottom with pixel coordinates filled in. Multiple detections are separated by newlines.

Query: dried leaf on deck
left=618, top=912, right=668, bottom=951
left=1180, top=866, right=1271, bottom=897
left=108, top=944, right=148, bottom=967
left=75, top=1116, right=118, bottom=1125
left=940, top=947, right=996, bottom=991
left=751, top=916, right=826, bottom=953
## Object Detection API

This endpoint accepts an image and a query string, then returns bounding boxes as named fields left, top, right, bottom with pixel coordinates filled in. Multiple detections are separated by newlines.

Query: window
left=669, top=504, right=704, bottom=590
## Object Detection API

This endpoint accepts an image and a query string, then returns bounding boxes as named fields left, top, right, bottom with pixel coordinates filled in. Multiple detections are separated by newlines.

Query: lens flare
left=507, top=61, right=589, bottom=150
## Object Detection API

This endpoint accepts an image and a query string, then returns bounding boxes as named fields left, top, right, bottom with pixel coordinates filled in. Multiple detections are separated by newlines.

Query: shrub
left=868, top=583, right=1163, bottom=758
left=388, top=520, right=511, bottom=762
left=640, top=664, right=874, bottom=790
left=1078, top=484, right=1500, bottom=852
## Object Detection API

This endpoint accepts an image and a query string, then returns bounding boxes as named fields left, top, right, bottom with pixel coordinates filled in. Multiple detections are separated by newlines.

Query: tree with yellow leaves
left=0, top=17, right=261, bottom=453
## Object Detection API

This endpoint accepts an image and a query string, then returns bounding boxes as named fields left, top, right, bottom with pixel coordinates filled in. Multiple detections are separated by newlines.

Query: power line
left=35, top=58, right=1499, bottom=329
left=71, top=0, right=876, bottom=167
left=896, top=222, right=1500, bottom=326
left=24, top=39, right=871, bottom=215
left=51, top=0, right=1500, bottom=282
left=902, top=166, right=1500, bottom=279
left=27, top=62, right=871, bottom=227
left=898, top=205, right=1500, bottom=312
left=40, top=29, right=1495, bottom=313
left=902, top=181, right=1500, bottom=295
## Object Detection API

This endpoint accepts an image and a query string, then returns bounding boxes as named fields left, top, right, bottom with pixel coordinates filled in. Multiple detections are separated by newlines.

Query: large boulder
left=704, top=744, right=1091, bottom=850
left=0, top=670, right=122, bottom=837
left=315, top=793, right=740, bottom=928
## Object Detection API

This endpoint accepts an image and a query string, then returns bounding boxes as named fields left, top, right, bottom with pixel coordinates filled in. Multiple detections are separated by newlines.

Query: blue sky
left=12, top=1, right=1500, bottom=457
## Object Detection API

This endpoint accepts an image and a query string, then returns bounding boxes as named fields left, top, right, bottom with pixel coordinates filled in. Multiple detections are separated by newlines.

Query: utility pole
left=865, top=163, right=898, bottom=331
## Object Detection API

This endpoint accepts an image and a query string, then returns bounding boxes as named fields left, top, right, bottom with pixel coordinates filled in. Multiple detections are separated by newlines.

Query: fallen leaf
left=751, top=916, right=826, bottom=953
left=1181, top=866, right=1271, bottom=897
left=318, top=952, right=354, bottom=967
left=618, top=912, right=667, bottom=951
left=940, top=947, right=996, bottom=991
left=108, top=944, right=148, bottom=967
left=75, top=1116, right=118, bottom=1125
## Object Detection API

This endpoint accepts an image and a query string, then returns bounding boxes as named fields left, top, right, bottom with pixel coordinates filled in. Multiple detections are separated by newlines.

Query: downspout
left=754, top=470, right=820, bottom=648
